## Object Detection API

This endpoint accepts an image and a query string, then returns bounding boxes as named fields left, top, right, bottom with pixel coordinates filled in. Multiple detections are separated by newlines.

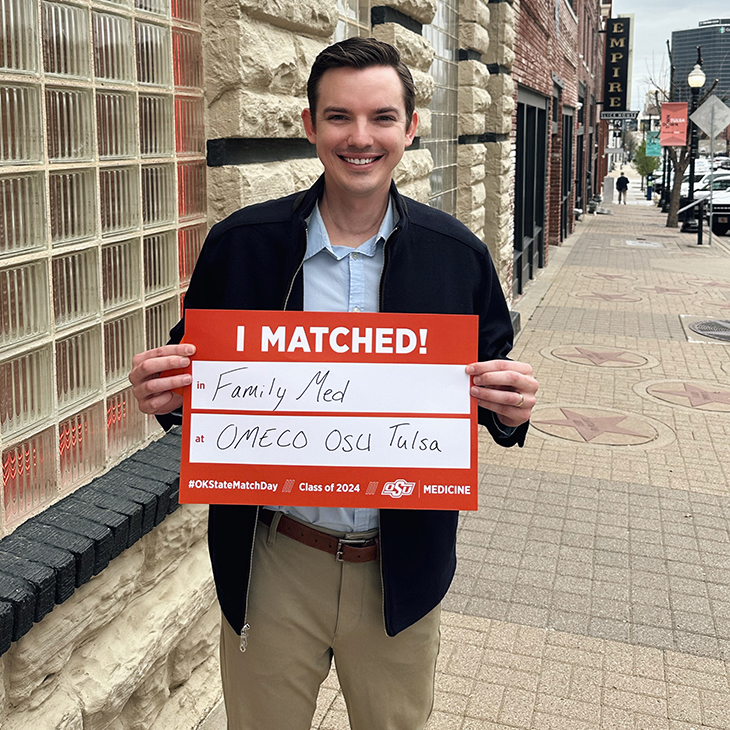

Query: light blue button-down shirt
left=266, top=199, right=396, bottom=533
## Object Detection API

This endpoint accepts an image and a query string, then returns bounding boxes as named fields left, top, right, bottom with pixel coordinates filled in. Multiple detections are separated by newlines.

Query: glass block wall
left=0, top=0, right=206, bottom=533
left=422, top=0, right=459, bottom=215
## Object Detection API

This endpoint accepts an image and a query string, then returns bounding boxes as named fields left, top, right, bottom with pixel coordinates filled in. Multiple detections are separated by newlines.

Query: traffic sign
left=690, top=96, right=730, bottom=139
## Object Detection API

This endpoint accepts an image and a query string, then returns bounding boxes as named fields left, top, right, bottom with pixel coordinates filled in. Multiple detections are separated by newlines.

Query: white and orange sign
left=660, top=102, right=688, bottom=147
left=173, top=310, right=479, bottom=510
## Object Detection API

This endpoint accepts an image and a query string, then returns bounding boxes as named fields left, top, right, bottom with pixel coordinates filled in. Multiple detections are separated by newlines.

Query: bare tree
left=650, top=43, right=718, bottom=227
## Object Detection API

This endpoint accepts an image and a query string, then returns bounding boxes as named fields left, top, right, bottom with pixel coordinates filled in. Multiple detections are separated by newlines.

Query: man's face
left=302, top=65, right=418, bottom=202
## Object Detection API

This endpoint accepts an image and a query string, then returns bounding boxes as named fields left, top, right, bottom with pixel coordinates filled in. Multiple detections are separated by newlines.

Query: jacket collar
left=292, top=175, right=409, bottom=228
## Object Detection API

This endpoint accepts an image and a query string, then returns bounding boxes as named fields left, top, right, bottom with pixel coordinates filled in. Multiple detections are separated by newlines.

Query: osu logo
left=382, top=479, right=415, bottom=498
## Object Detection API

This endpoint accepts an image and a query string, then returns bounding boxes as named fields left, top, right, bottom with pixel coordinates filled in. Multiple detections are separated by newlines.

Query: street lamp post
left=682, top=48, right=706, bottom=232
left=662, top=40, right=675, bottom=213
left=661, top=146, right=670, bottom=211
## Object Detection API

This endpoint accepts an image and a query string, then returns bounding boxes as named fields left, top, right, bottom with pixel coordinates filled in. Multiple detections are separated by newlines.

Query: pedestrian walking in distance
left=616, top=171, right=630, bottom=204
left=128, top=37, right=538, bottom=730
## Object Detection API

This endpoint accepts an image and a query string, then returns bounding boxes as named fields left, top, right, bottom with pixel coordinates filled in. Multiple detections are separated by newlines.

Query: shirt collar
left=304, top=197, right=397, bottom=262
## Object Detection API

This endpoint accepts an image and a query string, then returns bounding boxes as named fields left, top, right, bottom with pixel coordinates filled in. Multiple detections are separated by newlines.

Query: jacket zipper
left=283, top=223, right=308, bottom=311
left=240, top=505, right=260, bottom=652
left=377, top=225, right=398, bottom=633
left=241, top=225, right=308, bottom=652
left=378, top=527, right=388, bottom=635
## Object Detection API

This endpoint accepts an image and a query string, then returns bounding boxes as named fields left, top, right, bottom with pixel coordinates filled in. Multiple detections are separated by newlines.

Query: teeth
left=344, top=157, right=376, bottom=165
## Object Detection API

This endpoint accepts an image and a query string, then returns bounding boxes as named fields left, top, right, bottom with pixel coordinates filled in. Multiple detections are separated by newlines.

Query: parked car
left=697, top=170, right=730, bottom=186
left=706, top=189, right=730, bottom=236
left=694, top=174, right=730, bottom=201
left=680, top=171, right=708, bottom=198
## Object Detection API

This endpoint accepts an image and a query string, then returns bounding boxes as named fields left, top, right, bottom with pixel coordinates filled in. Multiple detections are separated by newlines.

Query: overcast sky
left=612, top=0, right=728, bottom=109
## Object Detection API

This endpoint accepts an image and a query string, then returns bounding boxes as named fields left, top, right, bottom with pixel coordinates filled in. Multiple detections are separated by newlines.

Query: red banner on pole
left=660, top=102, right=688, bottom=146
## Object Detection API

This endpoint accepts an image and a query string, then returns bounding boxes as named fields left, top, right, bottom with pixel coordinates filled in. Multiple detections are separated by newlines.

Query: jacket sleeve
left=475, top=249, right=529, bottom=448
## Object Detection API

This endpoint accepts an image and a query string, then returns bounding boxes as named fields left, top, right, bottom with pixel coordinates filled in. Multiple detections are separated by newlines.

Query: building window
left=0, top=0, right=206, bottom=532
left=334, top=0, right=371, bottom=41
left=423, top=0, right=459, bottom=215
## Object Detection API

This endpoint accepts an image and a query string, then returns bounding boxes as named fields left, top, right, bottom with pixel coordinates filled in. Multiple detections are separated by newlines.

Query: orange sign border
left=174, top=310, right=479, bottom=511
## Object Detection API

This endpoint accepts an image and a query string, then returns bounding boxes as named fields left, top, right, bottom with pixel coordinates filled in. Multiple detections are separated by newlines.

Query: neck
left=319, top=186, right=390, bottom=249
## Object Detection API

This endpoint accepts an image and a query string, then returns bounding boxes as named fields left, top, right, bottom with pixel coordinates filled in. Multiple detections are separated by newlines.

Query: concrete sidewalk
left=202, top=203, right=730, bottom=730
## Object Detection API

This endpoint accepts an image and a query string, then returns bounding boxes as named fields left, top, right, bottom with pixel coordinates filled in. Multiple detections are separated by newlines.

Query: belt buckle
left=335, top=537, right=370, bottom=562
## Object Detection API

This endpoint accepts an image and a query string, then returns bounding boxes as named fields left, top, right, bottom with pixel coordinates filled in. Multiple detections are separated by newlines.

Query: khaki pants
left=220, top=514, right=441, bottom=730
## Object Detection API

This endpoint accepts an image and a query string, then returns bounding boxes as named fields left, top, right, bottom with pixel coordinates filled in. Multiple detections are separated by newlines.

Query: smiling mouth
left=340, top=155, right=383, bottom=165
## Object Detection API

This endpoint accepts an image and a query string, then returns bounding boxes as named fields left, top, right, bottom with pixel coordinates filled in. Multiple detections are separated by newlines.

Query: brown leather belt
left=259, top=510, right=379, bottom=563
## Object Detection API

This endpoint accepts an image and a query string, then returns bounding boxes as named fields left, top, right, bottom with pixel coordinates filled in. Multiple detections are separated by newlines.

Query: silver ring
left=517, top=393, right=525, bottom=408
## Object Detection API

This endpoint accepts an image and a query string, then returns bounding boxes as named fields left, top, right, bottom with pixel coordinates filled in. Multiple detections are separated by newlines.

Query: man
left=616, top=171, right=630, bottom=204
left=129, top=38, right=538, bottom=730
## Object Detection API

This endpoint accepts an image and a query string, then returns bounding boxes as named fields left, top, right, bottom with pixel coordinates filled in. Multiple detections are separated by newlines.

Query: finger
left=135, top=373, right=193, bottom=397
left=471, top=386, right=534, bottom=411
left=131, top=344, right=196, bottom=369
left=471, top=369, right=522, bottom=389
left=129, top=354, right=193, bottom=385
left=137, top=391, right=184, bottom=415
left=471, top=372, right=539, bottom=396
left=466, top=359, right=534, bottom=377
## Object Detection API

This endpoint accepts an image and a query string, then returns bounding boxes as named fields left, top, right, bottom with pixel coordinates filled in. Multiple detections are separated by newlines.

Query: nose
left=347, top=119, right=374, bottom=149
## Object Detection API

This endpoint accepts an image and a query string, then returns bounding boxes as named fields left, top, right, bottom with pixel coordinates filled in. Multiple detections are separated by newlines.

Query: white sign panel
left=189, top=413, right=471, bottom=469
left=191, top=361, right=470, bottom=414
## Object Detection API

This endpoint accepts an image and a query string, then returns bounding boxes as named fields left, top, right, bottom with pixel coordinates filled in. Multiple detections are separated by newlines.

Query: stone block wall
left=204, top=0, right=521, bottom=291
left=203, top=0, right=335, bottom=224
left=480, top=0, right=517, bottom=297
left=0, top=433, right=221, bottom=730
left=204, top=2, right=335, bottom=140
left=455, top=1, right=488, bottom=246
left=205, top=0, right=437, bottom=225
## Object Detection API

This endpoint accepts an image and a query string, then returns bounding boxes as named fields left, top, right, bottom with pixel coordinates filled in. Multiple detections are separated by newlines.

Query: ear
left=302, top=108, right=317, bottom=144
left=405, top=110, right=418, bottom=148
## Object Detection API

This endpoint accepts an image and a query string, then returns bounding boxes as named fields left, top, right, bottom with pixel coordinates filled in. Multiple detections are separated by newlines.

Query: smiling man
left=129, top=38, right=537, bottom=730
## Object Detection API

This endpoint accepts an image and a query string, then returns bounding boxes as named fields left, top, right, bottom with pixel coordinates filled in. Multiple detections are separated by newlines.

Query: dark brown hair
left=307, top=37, right=416, bottom=126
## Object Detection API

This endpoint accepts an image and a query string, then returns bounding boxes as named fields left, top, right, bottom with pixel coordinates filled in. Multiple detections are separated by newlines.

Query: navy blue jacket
left=160, top=176, right=527, bottom=636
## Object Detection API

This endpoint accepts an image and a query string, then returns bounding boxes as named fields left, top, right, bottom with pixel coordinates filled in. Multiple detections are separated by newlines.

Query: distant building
left=671, top=19, right=730, bottom=103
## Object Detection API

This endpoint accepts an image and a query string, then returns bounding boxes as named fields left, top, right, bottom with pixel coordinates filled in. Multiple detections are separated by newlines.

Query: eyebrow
left=321, top=105, right=401, bottom=117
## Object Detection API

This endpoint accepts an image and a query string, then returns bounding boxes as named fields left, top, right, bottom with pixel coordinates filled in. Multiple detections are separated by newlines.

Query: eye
left=376, top=115, right=397, bottom=123
left=327, top=114, right=347, bottom=121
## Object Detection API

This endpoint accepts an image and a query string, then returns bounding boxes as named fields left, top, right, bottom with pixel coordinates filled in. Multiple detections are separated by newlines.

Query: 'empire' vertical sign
left=604, top=17, right=631, bottom=110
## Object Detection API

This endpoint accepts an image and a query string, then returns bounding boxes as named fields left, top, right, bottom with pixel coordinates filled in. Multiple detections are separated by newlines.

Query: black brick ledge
left=0, top=429, right=182, bottom=656
left=371, top=6, right=423, bottom=34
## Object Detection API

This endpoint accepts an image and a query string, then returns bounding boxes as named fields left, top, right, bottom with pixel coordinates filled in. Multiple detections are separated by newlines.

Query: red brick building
left=507, top=0, right=609, bottom=295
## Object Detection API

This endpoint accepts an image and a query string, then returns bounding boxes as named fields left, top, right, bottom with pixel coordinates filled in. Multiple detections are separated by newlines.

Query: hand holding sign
left=129, top=344, right=195, bottom=414
left=466, top=359, right=538, bottom=428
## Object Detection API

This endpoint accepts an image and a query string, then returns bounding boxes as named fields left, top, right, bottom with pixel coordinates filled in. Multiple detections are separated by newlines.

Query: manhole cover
left=626, top=240, right=663, bottom=248
left=688, top=320, right=730, bottom=342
